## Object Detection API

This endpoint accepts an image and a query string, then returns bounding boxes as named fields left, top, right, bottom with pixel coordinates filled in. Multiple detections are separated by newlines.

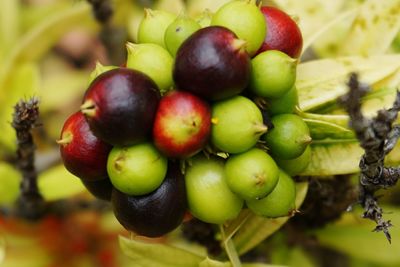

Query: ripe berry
left=112, top=163, right=187, bottom=237
left=173, top=26, right=251, bottom=101
left=256, top=6, right=303, bottom=58
left=81, top=178, right=113, bottom=201
left=225, top=148, right=279, bottom=200
left=81, top=68, right=160, bottom=146
left=211, top=96, right=267, bottom=154
left=153, top=90, right=211, bottom=158
left=58, top=111, right=112, bottom=181
left=107, top=143, right=167, bottom=196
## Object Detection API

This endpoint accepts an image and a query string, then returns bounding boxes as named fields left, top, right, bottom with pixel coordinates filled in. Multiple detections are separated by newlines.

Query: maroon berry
left=173, top=26, right=251, bottom=101
left=81, top=68, right=160, bottom=146
left=111, top=163, right=187, bottom=237
left=153, top=90, right=211, bottom=158
left=256, top=6, right=303, bottom=58
left=81, top=178, right=113, bottom=201
left=58, top=111, right=112, bottom=181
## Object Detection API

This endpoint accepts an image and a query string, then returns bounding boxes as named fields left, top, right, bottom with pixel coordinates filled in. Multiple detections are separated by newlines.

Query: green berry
left=264, top=114, right=311, bottom=160
left=211, top=96, right=267, bottom=154
left=246, top=169, right=296, bottom=218
left=185, top=155, right=243, bottom=224
left=137, top=9, right=175, bottom=48
left=225, top=148, right=279, bottom=200
left=211, top=0, right=266, bottom=56
left=107, top=143, right=167, bottom=196
left=88, top=62, right=117, bottom=85
left=164, top=15, right=201, bottom=57
left=194, top=9, right=213, bottom=28
left=267, top=86, right=298, bottom=115
left=126, top=42, right=173, bottom=93
left=250, top=50, right=297, bottom=98
left=276, top=145, right=311, bottom=176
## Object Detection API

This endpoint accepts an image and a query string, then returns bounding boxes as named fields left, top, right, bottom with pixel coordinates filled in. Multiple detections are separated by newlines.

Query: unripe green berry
left=276, top=145, right=311, bottom=176
left=211, top=0, right=266, bottom=56
left=88, top=62, right=117, bottom=85
left=246, top=169, right=296, bottom=218
left=225, top=148, right=279, bottom=200
left=250, top=50, right=297, bottom=98
left=126, top=42, right=173, bottom=94
left=211, top=96, right=267, bottom=154
left=107, top=143, right=168, bottom=196
left=267, top=86, right=298, bottom=115
left=137, top=9, right=175, bottom=48
left=164, top=15, right=201, bottom=57
left=264, top=114, right=311, bottom=160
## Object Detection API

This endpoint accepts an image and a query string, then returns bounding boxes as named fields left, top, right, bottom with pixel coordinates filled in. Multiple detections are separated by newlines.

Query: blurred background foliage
left=0, top=0, right=399, bottom=266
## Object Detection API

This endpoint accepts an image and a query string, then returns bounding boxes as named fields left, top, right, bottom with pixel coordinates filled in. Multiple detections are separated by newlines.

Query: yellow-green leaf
left=301, top=142, right=362, bottom=176
left=0, top=0, right=19, bottom=57
left=38, top=164, right=85, bottom=201
left=0, top=2, right=96, bottom=105
left=0, top=162, right=21, bottom=205
left=313, top=206, right=400, bottom=265
left=233, top=183, right=308, bottom=255
left=119, top=236, right=203, bottom=267
left=0, top=62, right=40, bottom=153
left=339, top=0, right=400, bottom=56
left=199, top=258, right=285, bottom=267
left=304, top=118, right=355, bottom=141
left=297, top=55, right=400, bottom=111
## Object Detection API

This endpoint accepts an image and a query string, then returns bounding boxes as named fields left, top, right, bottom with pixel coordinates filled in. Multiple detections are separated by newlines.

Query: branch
left=12, top=97, right=46, bottom=220
left=338, top=73, right=400, bottom=243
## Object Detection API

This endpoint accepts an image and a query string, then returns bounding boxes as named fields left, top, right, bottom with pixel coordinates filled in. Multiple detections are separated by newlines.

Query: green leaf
left=0, top=62, right=40, bottom=153
left=0, top=162, right=21, bottom=205
left=0, top=2, right=96, bottom=105
left=233, top=183, right=308, bottom=255
left=119, top=236, right=203, bottom=267
left=0, top=0, right=20, bottom=57
left=220, top=225, right=242, bottom=267
left=301, top=142, right=362, bottom=176
left=339, top=0, right=400, bottom=56
left=38, top=164, right=85, bottom=201
left=199, top=258, right=285, bottom=267
left=303, top=118, right=355, bottom=141
left=199, top=258, right=231, bottom=267
left=312, top=206, right=400, bottom=265
left=297, top=55, right=400, bottom=111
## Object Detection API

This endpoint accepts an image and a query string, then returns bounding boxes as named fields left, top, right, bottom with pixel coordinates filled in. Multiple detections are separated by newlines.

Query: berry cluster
left=58, top=1, right=310, bottom=237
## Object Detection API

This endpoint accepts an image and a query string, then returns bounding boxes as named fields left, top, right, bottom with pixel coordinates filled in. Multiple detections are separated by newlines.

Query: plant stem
left=219, top=225, right=242, bottom=267
left=12, top=97, right=46, bottom=220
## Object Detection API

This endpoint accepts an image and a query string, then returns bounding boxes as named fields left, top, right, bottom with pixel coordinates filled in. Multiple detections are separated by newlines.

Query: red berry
left=58, top=111, right=112, bottom=181
left=256, top=6, right=303, bottom=58
left=153, top=90, right=211, bottom=158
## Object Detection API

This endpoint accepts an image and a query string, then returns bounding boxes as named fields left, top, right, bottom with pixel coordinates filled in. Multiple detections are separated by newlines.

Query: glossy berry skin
left=173, top=26, right=251, bottom=101
left=153, top=91, right=211, bottom=158
left=256, top=6, right=303, bottom=58
left=81, top=178, right=113, bottom=201
left=82, top=68, right=160, bottom=146
left=111, top=163, right=187, bottom=237
left=59, top=111, right=112, bottom=181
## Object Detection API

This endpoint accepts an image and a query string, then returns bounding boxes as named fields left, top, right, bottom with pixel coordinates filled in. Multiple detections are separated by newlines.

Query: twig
left=338, top=73, right=400, bottom=243
left=12, top=97, right=46, bottom=220
left=87, top=0, right=127, bottom=65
